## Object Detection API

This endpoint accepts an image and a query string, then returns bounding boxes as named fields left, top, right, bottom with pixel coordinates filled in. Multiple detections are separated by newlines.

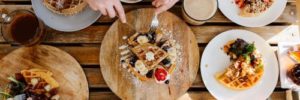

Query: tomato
left=237, top=1, right=244, bottom=8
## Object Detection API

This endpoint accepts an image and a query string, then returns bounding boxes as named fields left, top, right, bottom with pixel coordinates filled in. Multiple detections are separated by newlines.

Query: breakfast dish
left=32, top=0, right=101, bottom=32
left=0, top=69, right=60, bottom=100
left=119, top=28, right=180, bottom=84
left=216, top=38, right=264, bottom=89
left=287, top=64, right=300, bottom=85
left=218, top=0, right=286, bottom=27
left=235, top=0, right=274, bottom=17
left=278, top=43, right=300, bottom=90
left=201, top=30, right=278, bottom=99
left=43, top=0, right=87, bottom=15
left=287, top=46, right=300, bottom=85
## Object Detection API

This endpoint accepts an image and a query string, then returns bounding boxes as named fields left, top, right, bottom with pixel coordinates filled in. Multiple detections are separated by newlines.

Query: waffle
left=43, top=0, right=87, bottom=15
left=122, top=28, right=179, bottom=83
left=127, top=32, right=140, bottom=46
left=131, top=43, right=168, bottom=70
left=216, top=67, right=263, bottom=89
left=28, top=81, right=48, bottom=94
left=127, top=30, right=165, bottom=46
left=160, top=40, right=177, bottom=75
left=21, top=69, right=59, bottom=89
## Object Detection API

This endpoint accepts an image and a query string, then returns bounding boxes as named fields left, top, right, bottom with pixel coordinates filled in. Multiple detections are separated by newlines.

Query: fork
left=149, top=13, right=159, bottom=33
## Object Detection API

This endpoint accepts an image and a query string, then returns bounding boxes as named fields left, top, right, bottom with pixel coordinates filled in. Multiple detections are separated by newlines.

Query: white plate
left=31, top=0, right=101, bottom=32
left=218, top=0, right=287, bottom=27
left=201, top=29, right=278, bottom=100
left=120, top=0, right=142, bottom=3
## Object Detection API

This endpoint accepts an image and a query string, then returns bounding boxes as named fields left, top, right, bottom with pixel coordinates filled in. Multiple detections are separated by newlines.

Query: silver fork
left=149, top=13, right=159, bottom=33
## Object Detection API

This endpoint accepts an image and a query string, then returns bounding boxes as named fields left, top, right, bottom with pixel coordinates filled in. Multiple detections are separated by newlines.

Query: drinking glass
left=0, top=9, right=45, bottom=46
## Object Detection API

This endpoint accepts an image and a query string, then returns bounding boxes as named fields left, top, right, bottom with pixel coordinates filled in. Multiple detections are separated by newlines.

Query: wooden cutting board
left=0, top=45, right=88, bottom=100
left=100, top=8, right=200, bottom=100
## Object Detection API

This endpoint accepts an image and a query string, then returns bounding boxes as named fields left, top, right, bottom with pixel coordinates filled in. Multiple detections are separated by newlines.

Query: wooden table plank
left=83, top=67, right=205, bottom=88
left=0, top=25, right=298, bottom=44
left=0, top=45, right=280, bottom=66
left=43, top=25, right=300, bottom=44
left=89, top=91, right=288, bottom=100
left=0, top=3, right=296, bottom=24
left=0, top=46, right=100, bottom=65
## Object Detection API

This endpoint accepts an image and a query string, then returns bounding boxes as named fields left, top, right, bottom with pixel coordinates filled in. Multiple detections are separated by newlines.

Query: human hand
left=85, top=0, right=127, bottom=23
left=152, top=0, right=179, bottom=14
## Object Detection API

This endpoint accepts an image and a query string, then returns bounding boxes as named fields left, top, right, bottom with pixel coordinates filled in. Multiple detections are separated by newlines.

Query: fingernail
left=121, top=19, right=126, bottom=23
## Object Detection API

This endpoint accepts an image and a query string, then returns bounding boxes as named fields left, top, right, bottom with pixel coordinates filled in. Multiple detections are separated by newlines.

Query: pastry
left=216, top=38, right=264, bottom=89
left=43, top=0, right=87, bottom=15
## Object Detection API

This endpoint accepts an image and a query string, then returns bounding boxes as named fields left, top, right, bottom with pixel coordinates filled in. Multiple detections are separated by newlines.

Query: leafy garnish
left=245, top=55, right=251, bottom=64
left=0, top=91, right=12, bottom=99
left=245, top=43, right=255, bottom=55
left=7, top=76, right=26, bottom=96
left=8, top=76, right=20, bottom=85
left=229, top=39, right=256, bottom=58
left=0, top=86, right=12, bottom=99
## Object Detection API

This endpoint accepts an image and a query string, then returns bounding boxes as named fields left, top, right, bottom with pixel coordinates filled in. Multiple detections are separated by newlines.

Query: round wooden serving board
left=0, top=45, right=89, bottom=100
left=100, top=8, right=199, bottom=100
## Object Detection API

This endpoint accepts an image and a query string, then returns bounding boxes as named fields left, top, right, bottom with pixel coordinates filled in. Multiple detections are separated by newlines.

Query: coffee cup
left=182, top=0, right=218, bottom=25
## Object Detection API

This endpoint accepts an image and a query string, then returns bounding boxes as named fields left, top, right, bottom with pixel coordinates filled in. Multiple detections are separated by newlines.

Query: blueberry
left=129, top=56, right=138, bottom=67
left=162, top=58, right=171, bottom=66
left=162, top=46, right=170, bottom=51
left=146, top=32, right=156, bottom=43
left=121, top=60, right=125, bottom=63
left=165, top=80, right=169, bottom=84
left=146, top=70, right=153, bottom=78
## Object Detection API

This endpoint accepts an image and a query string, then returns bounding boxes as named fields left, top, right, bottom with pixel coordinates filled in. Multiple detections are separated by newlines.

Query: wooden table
left=0, top=0, right=299, bottom=99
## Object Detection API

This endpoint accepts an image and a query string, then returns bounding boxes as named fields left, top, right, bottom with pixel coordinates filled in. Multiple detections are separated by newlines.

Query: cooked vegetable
left=243, top=43, right=255, bottom=57
left=7, top=76, right=26, bottom=96
left=228, top=38, right=255, bottom=58
left=0, top=76, right=26, bottom=99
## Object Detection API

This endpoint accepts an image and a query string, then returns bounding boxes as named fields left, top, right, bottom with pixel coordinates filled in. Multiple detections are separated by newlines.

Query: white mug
left=182, top=0, right=218, bottom=25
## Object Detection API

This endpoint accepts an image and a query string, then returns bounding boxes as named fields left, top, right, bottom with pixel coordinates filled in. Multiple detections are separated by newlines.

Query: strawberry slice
left=263, top=0, right=270, bottom=3
left=155, top=67, right=168, bottom=81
